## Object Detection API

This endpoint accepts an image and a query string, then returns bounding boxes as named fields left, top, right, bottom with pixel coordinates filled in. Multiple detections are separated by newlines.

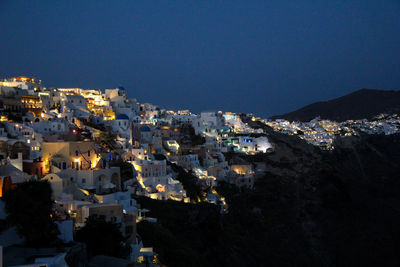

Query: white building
left=31, top=119, right=69, bottom=135
left=110, top=114, right=131, bottom=139
left=44, top=167, right=121, bottom=195
left=65, top=94, right=87, bottom=109
left=237, top=136, right=272, bottom=153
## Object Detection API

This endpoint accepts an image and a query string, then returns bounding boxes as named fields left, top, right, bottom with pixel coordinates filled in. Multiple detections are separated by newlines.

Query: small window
left=82, top=178, right=86, bottom=184
left=88, top=150, right=91, bottom=156
left=75, top=150, right=79, bottom=156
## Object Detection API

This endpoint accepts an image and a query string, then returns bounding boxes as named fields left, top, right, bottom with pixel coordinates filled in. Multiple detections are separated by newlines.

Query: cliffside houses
left=0, top=76, right=278, bottom=265
left=261, top=115, right=400, bottom=150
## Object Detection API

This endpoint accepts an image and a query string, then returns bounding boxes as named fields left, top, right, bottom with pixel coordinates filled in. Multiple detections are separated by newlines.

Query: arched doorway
left=97, top=174, right=107, bottom=193
left=111, top=173, right=120, bottom=191
left=10, top=141, right=30, bottom=159
left=0, top=141, right=8, bottom=159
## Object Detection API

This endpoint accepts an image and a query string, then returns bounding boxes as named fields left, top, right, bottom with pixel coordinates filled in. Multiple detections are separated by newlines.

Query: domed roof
left=140, top=125, right=151, bottom=132
left=116, top=114, right=129, bottom=120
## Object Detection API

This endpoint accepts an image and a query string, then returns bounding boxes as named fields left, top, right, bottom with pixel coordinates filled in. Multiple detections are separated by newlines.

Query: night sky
left=1, top=1, right=399, bottom=117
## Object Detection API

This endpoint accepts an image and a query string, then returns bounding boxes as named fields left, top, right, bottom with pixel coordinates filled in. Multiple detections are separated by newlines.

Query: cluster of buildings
left=261, top=114, right=400, bottom=149
left=0, top=76, right=273, bottom=265
left=342, top=114, right=400, bottom=135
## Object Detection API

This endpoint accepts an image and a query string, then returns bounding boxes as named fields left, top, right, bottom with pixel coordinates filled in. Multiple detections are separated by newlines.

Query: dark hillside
left=243, top=116, right=400, bottom=266
left=271, top=89, right=400, bottom=122
left=136, top=117, right=400, bottom=267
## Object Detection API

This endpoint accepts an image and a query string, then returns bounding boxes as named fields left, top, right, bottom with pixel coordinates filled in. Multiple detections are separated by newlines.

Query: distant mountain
left=271, top=89, right=400, bottom=122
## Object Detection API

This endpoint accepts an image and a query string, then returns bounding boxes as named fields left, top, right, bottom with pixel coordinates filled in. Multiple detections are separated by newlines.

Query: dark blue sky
left=1, top=1, right=399, bottom=117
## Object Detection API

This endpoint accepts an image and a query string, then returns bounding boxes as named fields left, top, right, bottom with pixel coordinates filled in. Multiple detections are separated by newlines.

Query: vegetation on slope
left=75, top=215, right=130, bottom=259
left=3, top=180, right=60, bottom=247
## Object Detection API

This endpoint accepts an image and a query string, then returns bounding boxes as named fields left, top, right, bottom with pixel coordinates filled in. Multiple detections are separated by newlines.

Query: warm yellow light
left=149, top=194, right=158, bottom=200
left=91, top=157, right=100, bottom=168
left=80, top=188, right=89, bottom=195
left=132, top=163, right=141, bottom=172
left=156, top=184, right=165, bottom=192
